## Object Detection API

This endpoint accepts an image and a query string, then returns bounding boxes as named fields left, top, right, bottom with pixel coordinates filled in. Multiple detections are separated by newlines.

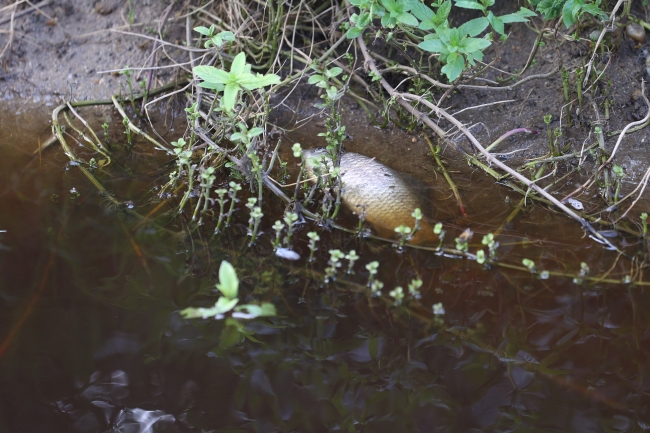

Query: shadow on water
left=1, top=103, right=650, bottom=433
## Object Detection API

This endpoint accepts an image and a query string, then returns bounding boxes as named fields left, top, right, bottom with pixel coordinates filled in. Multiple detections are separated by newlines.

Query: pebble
left=626, top=23, right=645, bottom=45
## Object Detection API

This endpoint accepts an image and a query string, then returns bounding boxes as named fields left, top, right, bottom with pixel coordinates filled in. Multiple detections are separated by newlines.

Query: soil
left=1, top=0, right=184, bottom=103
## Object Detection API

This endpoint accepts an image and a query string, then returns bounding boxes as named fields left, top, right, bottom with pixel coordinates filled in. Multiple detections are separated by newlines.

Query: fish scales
left=304, top=150, right=435, bottom=244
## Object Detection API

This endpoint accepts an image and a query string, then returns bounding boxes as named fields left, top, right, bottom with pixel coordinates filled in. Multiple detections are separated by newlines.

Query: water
left=1, top=103, right=649, bottom=432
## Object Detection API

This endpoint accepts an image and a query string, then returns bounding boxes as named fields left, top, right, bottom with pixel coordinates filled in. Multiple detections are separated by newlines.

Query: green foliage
left=419, top=27, right=491, bottom=82
left=194, top=25, right=235, bottom=48
left=230, top=122, right=264, bottom=149
left=181, top=261, right=276, bottom=321
left=528, top=0, right=607, bottom=27
left=193, top=52, right=280, bottom=112
left=522, top=258, right=537, bottom=273
left=346, top=0, right=536, bottom=82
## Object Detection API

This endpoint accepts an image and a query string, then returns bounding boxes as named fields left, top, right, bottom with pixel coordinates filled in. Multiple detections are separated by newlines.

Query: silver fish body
left=303, top=149, right=434, bottom=244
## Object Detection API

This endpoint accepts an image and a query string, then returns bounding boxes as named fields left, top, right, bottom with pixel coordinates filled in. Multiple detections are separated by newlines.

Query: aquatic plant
left=325, top=249, right=345, bottom=282
left=272, top=221, right=286, bottom=250
left=214, top=188, right=228, bottom=234
left=282, top=212, right=299, bottom=246
left=306, top=231, right=320, bottom=262
left=345, top=250, right=359, bottom=274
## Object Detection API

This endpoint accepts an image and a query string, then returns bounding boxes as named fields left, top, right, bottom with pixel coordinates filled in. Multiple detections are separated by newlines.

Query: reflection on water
left=1, top=105, right=650, bottom=432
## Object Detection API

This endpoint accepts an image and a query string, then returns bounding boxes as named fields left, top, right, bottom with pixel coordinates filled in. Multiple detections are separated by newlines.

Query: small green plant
left=119, top=66, right=137, bottom=114
left=230, top=122, right=265, bottom=151
left=641, top=213, right=648, bottom=237
left=432, top=302, right=445, bottom=315
left=308, top=64, right=347, bottom=219
left=394, top=225, right=412, bottom=247
left=193, top=166, right=217, bottom=223
left=418, top=25, right=492, bottom=82
left=389, top=286, right=405, bottom=305
left=214, top=188, right=228, bottom=234
left=101, top=122, right=110, bottom=146
left=245, top=198, right=263, bottom=244
left=370, top=280, right=384, bottom=296
left=433, top=222, right=445, bottom=249
left=455, top=229, right=472, bottom=252
left=193, top=25, right=235, bottom=49
left=411, top=208, right=422, bottom=236
left=325, top=249, right=346, bottom=282
left=345, top=250, right=359, bottom=274
left=193, top=52, right=281, bottom=112
left=123, top=118, right=132, bottom=146
left=225, top=182, right=242, bottom=226
left=366, top=261, right=380, bottom=287
left=283, top=212, right=299, bottom=246
left=481, top=233, right=498, bottom=260
left=181, top=260, right=276, bottom=320
left=307, top=231, right=320, bottom=262
left=522, top=258, right=536, bottom=273
left=273, top=220, right=286, bottom=250
left=408, top=278, right=423, bottom=299
left=528, top=0, right=607, bottom=28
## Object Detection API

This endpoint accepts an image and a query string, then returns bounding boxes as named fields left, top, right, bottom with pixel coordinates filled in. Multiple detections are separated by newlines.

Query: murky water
left=1, top=103, right=650, bottom=432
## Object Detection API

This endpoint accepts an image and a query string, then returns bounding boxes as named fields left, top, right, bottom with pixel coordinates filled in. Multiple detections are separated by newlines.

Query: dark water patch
left=1, top=106, right=650, bottom=432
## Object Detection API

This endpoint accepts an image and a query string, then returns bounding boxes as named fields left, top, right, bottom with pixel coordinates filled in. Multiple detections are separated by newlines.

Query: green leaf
left=180, top=296, right=239, bottom=319
left=441, top=52, right=465, bottom=82
left=217, top=260, right=239, bottom=299
left=500, top=7, right=537, bottom=23
left=459, top=37, right=491, bottom=54
left=455, top=0, right=485, bottom=11
left=234, top=302, right=277, bottom=319
left=197, top=82, right=225, bottom=91
left=459, top=17, right=489, bottom=36
left=381, top=14, right=397, bottom=28
left=380, top=0, right=401, bottom=15
left=562, top=0, right=577, bottom=27
left=214, top=296, right=239, bottom=314
left=216, top=31, right=235, bottom=42
left=410, top=2, right=434, bottom=22
left=230, top=52, right=247, bottom=76
left=194, top=66, right=230, bottom=84
left=326, top=67, right=343, bottom=78
left=230, top=132, right=244, bottom=142
left=240, top=73, right=281, bottom=90
left=248, top=127, right=264, bottom=137
left=347, top=26, right=364, bottom=39
left=358, top=10, right=372, bottom=27
left=487, top=11, right=504, bottom=35
left=397, top=12, right=419, bottom=26
left=580, top=4, right=607, bottom=19
left=308, top=74, right=325, bottom=85
left=437, top=1, right=453, bottom=20
left=194, top=26, right=211, bottom=36
left=221, top=82, right=240, bottom=112
left=418, top=38, right=448, bottom=54
left=220, top=319, right=242, bottom=348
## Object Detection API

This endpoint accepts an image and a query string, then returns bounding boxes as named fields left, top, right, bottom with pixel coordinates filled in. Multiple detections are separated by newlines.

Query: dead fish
left=303, top=148, right=435, bottom=244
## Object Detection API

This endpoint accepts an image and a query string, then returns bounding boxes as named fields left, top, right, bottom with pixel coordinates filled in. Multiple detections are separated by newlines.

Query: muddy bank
left=1, top=0, right=184, bottom=102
